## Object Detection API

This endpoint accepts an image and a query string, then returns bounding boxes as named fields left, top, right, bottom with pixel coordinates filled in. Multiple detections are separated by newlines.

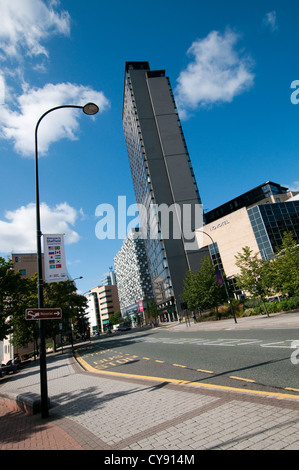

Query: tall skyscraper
left=122, top=62, right=207, bottom=314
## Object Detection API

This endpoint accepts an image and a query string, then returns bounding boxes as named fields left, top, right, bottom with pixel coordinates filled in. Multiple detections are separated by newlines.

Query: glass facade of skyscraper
left=122, top=62, right=204, bottom=312
left=123, top=63, right=173, bottom=305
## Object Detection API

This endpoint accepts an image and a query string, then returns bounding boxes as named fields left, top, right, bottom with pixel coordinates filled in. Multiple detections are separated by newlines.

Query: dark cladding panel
left=146, top=158, right=172, bottom=204
left=155, top=114, right=186, bottom=156
left=128, top=69, right=153, bottom=120
left=146, top=76, right=176, bottom=116
left=138, top=117, right=163, bottom=159
left=164, top=154, right=198, bottom=202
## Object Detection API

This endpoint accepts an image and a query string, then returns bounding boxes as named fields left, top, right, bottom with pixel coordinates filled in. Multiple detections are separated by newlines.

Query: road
left=76, top=323, right=299, bottom=397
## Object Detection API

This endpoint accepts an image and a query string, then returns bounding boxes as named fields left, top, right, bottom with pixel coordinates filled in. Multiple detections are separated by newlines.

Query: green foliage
left=182, top=256, right=227, bottom=318
left=271, top=232, right=299, bottom=296
left=5, top=272, right=89, bottom=349
left=244, top=297, right=299, bottom=316
left=43, top=279, right=88, bottom=342
left=181, top=270, right=199, bottom=312
left=145, top=298, right=159, bottom=320
left=235, top=247, right=272, bottom=299
left=235, top=246, right=273, bottom=316
left=0, top=257, right=27, bottom=341
left=9, top=274, right=39, bottom=349
left=108, top=310, right=122, bottom=326
left=236, top=233, right=299, bottom=317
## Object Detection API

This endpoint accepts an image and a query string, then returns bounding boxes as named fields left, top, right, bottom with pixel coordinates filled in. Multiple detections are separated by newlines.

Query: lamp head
left=83, top=103, right=99, bottom=115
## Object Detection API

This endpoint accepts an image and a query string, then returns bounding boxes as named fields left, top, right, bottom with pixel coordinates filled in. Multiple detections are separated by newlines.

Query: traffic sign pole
left=39, top=319, right=48, bottom=418
left=25, top=308, right=62, bottom=418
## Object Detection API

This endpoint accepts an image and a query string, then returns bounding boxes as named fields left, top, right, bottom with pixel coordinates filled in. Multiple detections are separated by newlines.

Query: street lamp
left=195, top=229, right=237, bottom=324
left=35, top=103, right=98, bottom=418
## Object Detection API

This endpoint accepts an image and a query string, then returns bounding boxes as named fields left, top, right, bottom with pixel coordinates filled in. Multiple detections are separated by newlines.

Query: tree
left=43, top=280, right=88, bottom=348
left=9, top=274, right=39, bottom=355
left=0, top=257, right=26, bottom=341
left=182, top=256, right=227, bottom=319
left=145, top=298, right=159, bottom=322
left=181, top=270, right=200, bottom=312
left=271, top=232, right=299, bottom=297
left=235, top=246, right=272, bottom=316
left=197, top=257, right=227, bottom=318
left=109, top=311, right=122, bottom=326
left=9, top=277, right=89, bottom=352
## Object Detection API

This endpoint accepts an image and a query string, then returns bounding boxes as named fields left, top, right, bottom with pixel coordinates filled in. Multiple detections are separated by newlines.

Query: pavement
left=1, top=311, right=299, bottom=453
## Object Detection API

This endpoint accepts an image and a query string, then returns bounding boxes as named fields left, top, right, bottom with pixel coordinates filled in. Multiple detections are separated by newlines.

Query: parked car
left=268, top=296, right=281, bottom=303
left=0, top=356, right=21, bottom=377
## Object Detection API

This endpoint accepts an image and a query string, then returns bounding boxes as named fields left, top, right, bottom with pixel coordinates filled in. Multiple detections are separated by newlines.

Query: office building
left=122, top=62, right=206, bottom=314
left=195, top=182, right=299, bottom=297
left=89, top=285, right=120, bottom=332
left=101, top=268, right=117, bottom=286
left=205, top=181, right=296, bottom=224
left=85, top=292, right=99, bottom=336
left=114, top=228, right=154, bottom=324
left=12, top=253, right=44, bottom=278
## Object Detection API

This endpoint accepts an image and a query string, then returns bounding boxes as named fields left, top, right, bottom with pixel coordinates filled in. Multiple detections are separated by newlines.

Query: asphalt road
left=76, top=325, right=299, bottom=397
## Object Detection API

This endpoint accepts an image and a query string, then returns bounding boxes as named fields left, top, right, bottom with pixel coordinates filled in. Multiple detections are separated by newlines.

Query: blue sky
left=0, top=0, right=298, bottom=295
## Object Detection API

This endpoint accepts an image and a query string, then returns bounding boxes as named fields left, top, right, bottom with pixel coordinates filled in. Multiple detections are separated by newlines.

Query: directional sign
left=25, top=308, right=62, bottom=320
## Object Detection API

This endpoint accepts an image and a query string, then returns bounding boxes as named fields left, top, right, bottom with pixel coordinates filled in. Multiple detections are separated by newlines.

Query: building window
left=208, top=242, right=223, bottom=271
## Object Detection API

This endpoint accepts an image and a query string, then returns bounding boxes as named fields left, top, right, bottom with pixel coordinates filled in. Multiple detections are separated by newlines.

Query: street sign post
left=25, top=308, right=62, bottom=320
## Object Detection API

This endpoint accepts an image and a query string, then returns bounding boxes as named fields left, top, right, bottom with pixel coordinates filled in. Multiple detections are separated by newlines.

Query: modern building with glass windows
left=122, top=62, right=206, bottom=314
left=114, top=228, right=154, bottom=324
left=194, top=182, right=299, bottom=297
left=88, top=285, right=120, bottom=333
left=101, top=268, right=117, bottom=286
left=204, top=181, right=293, bottom=224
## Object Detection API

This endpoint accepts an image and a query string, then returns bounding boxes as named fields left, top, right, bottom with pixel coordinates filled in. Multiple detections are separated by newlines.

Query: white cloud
left=0, top=0, right=70, bottom=60
left=0, top=82, right=110, bottom=156
left=263, top=11, right=278, bottom=32
left=175, top=30, right=255, bottom=119
left=0, top=202, right=81, bottom=253
left=287, top=181, right=299, bottom=192
left=0, top=1, right=110, bottom=157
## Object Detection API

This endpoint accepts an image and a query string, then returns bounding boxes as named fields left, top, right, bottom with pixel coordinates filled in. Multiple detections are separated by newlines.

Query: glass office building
left=205, top=181, right=290, bottom=224
left=195, top=184, right=299, bottom=297
left=248, top=201, right=299, bottom=259
left=122, top=62, right=205, bottom=313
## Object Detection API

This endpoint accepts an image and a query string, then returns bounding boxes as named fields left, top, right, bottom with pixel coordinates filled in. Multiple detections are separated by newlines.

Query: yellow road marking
left=196, top=368, right=213, bottom=373
left=230, top=375, right=256, bottom=383
left=173, top=363, right=187, bottom=368
left=285, top=387, right=299, bottom=393
left=75, top=351, right=299, bottom=401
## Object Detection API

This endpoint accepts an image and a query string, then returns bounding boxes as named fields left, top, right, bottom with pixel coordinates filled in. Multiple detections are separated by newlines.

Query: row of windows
left=248, top=202, right=299, bottom=258
left=248, top=206, right=274, bottom=260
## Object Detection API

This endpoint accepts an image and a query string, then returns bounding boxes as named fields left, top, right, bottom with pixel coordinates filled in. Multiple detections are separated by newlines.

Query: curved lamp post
left=35, top=103, right=98, bottom=418
left=195, top=229, right=237, bottom=324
